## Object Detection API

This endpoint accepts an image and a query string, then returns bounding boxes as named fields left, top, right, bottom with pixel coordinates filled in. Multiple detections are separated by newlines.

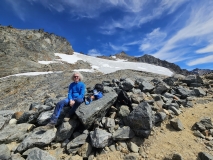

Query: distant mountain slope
left=191, top=68, right=213, bottom=76
left=0, top=26, right=74, bottom=77
left=112, top=52, right=190, bottom=75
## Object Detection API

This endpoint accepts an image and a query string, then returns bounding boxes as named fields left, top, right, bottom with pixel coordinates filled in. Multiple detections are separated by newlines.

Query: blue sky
left=1, top=0, right=213, bottom=70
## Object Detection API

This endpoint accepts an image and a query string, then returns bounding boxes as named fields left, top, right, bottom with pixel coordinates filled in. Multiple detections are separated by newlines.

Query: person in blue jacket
left=46, top=71, right=85, bottom=128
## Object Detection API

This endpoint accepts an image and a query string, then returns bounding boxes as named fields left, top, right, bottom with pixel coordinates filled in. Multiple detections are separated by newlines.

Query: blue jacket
left=68, top=81, right=85, bottom=101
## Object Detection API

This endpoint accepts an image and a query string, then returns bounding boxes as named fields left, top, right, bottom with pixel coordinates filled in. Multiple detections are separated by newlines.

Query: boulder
left=0, top=123, right=34, bottom=143
left=25, top=147, right=56, bottom=160
left=16, top=127, right=56, bottom=153
left=0, top=144, right=11, bottom=160
left=56, top=119, right=79, bottom=142
left=90, top=128, right=112, bottom=148
left=112, top=126, right=135, bottom=140
left=75, top=92, right=117, bottom=129
left=126, top=102, right=153, bottom=138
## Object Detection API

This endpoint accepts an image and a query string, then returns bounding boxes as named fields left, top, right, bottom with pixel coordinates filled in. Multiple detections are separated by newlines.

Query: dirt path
left=142, top=99, right=213, bottom=160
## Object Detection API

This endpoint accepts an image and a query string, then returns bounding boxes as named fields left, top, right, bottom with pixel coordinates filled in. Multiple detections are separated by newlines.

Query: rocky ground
left=1, top=71, right=213, bottom=160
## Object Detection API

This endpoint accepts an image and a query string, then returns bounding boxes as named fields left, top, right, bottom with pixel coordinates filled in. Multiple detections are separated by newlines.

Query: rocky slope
left=0, top=72, right=213, bottom=160
left=0, top=26, right=74, bottom=77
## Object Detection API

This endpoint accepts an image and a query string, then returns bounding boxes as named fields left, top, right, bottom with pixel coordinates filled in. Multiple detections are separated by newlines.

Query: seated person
left=85, top=84, right=103, bottom=105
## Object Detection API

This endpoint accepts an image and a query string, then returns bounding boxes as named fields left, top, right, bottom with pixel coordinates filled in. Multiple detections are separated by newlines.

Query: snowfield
left=1, top=52, right=173, bottom=79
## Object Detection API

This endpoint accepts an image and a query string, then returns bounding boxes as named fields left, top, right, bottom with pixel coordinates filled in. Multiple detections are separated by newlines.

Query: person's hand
left=69, top=100, right=75, bottom=107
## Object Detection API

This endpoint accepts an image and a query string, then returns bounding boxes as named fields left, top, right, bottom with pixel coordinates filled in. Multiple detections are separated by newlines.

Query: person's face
left=73, top=74, right=80, bottom=82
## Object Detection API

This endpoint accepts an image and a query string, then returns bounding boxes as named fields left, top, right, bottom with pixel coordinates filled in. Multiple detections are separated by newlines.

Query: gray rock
left=127, top=142, right=139, bottom=153
left=29, top=104, right=53, bottom=112
left=16, top=127, right=56, bottom=153
left=0, top=123, right=34, bottom=143
left=112, top=126, right=135, bottom=140
left=121, top=78, right=134, bottom=91
left=168, top=106, right=181, bottom=115
left=139, top=80, right=154, bottom=92
left=154, top=82, right=170, bottom=94
left=56, top=119, right=79, bottom=142
left=90, top=128, right=112, bottom=148
left=0, top=144, right=11, bottom=160
left=170, top=118, right=184, bottom=131
left=198, top=152, right=213, bottom=160
left=194, top=88, right=206, bottom=97
left=176, top=86, right=192, bottom=99
left=154, top=112, right=167, bottom=124
left=126, top=102, right=153, bottom=138
left=37, top=110, right=53, bottom=126
left=119, top=105, right=130, bottom=117
left=66, top=131, right=89, bottom=150
left=0, top=110, right=15, bottom=130
left=25, top=147, right=56, bottom=160
left=105, top=118, right=115, bottom=128
left=75, top=92, right=117, bottom=129
left=182, top=75, right=203, bottom=86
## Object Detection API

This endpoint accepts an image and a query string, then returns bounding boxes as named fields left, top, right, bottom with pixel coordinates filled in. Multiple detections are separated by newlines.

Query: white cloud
left=196, top=44, right=213, bottom=54
left=87, top=49, right=102, bottom=57
left=152, top=0, right=213, bottom=64
left=139, top=28, right=167, bottom=52
left=99, top=0, right=189, bottom=33
left=187, top=55, right=213, bottom=66
left=109, top=43, right=128, bottom=52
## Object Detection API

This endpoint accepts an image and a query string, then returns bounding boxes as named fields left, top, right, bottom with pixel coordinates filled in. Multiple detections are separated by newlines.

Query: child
left=85, top=84, right=103, bottom=105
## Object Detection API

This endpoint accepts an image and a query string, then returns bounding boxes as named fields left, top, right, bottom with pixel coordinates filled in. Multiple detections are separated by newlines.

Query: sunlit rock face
left=0, top=26, right=74, bottom=77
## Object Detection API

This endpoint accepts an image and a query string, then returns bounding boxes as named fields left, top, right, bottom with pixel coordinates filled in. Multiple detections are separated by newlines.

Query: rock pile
left=0, top=74, right=213, bottom=159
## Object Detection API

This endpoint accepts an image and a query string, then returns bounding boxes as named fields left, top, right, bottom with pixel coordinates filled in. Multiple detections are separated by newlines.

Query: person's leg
left=50, top=98, right=69, bottom=124
left=69, top=98, right=83, bottom=116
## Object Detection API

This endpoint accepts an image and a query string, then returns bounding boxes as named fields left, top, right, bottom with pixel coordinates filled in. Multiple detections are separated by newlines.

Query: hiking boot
left=64, top=114, right=70, bottom=122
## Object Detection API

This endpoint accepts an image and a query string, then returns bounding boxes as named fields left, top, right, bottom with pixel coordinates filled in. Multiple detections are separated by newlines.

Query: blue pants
left=50, top=98, right=83, bottom=124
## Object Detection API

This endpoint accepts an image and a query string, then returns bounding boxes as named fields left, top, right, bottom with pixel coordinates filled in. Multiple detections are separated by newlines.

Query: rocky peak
left=135, top=54, right=190, bottom=75
left=0, top=26, right=74, bottom=77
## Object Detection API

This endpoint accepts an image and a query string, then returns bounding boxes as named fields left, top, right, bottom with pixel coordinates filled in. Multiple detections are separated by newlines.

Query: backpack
left=94, top=83, right=104, bottom=93
left=116, top=90, right=132, bottom=107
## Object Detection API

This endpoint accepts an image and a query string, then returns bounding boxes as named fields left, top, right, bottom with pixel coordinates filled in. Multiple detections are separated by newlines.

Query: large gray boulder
left=0, top=123, right=34, bottom=143
left=112, top=126, right=135, bottom=140
left=16, top=127, right=57, bottom=153
left=75, top=92, right=117, bottom=129
left=66, top=130, right=89, bottom=153
left=126, top=102, right=153, bottom=138
left=0, top=144, right=11, bottom=160
left=90, top=128, right=112, bottom=148
left=56, top=119, right=79, bottom=142
left=25, top=147, right=56, bottom=160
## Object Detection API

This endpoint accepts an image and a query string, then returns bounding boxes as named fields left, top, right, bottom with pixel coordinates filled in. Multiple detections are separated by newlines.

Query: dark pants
left=50, top=98, right=83, bottom=124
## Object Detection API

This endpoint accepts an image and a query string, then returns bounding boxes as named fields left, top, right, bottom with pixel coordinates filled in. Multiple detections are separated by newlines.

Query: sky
left=0, top=52, right=173, bottom=80
left=0, top=0, right=213, bottom=70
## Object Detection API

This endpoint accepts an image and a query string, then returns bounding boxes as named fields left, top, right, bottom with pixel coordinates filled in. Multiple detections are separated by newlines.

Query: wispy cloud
left=152, top=0, right=213, bottom=66
left=187, top=55, right=213, bottom=66
left=99, top=0, right=189, bottom=34
left=196, top=44, right=213, bottom=54
left=109, top=42, right=129, bottom=52
left=87, top=49, right=102, bottom=57
left=139, top=28, right=167, bottom=53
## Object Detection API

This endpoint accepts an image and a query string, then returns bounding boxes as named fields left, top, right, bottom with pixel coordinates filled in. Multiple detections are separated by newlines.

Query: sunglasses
left=74, top=76, right=79, bottom=78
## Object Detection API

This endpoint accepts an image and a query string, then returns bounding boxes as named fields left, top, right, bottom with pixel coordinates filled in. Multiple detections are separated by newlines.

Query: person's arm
left=68, top=83, right=73, bottom=101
